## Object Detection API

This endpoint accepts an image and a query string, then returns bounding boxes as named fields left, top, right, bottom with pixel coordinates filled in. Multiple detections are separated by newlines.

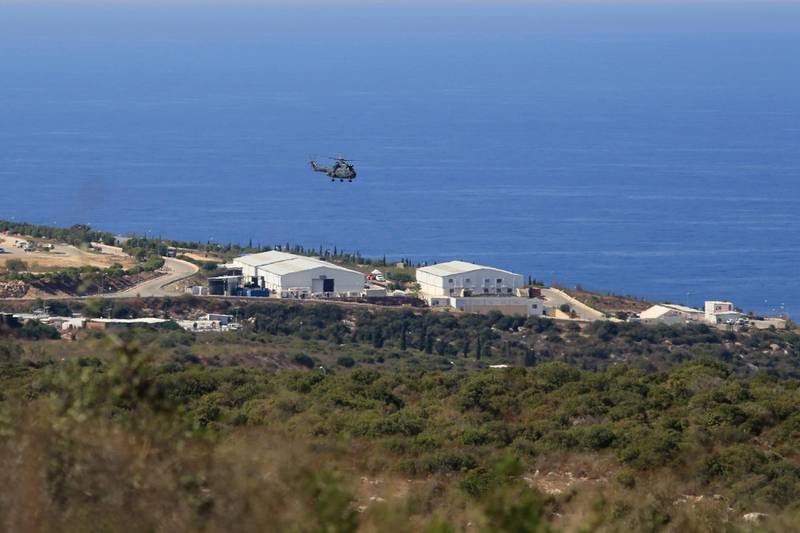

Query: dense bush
left=1, top=337, right=799, bottom=530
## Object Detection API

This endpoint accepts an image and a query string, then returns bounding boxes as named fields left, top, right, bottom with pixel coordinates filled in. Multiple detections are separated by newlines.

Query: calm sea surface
left=2, top=4, right=799, bottom=316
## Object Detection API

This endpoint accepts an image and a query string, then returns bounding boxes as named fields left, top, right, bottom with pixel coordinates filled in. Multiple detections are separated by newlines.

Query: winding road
left=108, top=257, right=199, bottom=298
left=541, top=287, right=605, bottom=322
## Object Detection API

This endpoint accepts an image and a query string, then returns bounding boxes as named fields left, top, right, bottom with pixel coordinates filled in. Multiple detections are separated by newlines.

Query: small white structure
left=187, top=286, right=210, bottom=296
left=201, top=313, right=234, bottom=325
left=704, top=301, right=743, bottom=325
left=416, top=261, right=524, bottom=298
left=751, top=317, right=788, bottom=330
left=60, top=317, right=86, bottom=331
left=233, top=251, right=365, bottom=297
left=640, top=304, right=705, bottom=325
left=362, top=287, right=387, bottom=298
left=450, top=295, right=545, bottom=317
left=87, top=318, right=171, bottom=329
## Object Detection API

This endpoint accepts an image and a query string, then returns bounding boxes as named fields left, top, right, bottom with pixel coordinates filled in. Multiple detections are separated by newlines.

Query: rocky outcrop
left=0, top=280, right=28, bottom=298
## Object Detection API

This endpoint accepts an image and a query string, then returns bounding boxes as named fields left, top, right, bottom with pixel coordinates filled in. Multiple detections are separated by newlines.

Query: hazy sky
left=3, top=1, right=799, bottom=42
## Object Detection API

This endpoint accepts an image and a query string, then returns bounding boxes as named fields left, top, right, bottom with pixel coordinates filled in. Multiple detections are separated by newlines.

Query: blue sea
left=2, top=3, right=799, bottom=316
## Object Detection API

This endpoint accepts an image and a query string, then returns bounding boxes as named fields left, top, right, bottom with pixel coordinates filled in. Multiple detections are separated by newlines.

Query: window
left=449, top=288, right=454, bottom=295
left=506, top=288, right=512, bottom=293
left=496, top=278, right=503, bottom=284
left=448, top=279, right=453, bottom=284
left=483, top=289, right=488, bottom=294
left=465, top=278, right=471, bottom=284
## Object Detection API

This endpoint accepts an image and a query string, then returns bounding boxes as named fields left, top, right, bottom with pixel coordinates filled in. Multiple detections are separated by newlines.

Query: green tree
left=424, top=334, right=434, bottom=354
left=5, top=258, right=28, bottom=274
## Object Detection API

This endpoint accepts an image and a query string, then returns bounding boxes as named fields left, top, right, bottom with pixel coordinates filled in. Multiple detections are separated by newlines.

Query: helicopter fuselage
left=310, top=160, right=357, bottom=181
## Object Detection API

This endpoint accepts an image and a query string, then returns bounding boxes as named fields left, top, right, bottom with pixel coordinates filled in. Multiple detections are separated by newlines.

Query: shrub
left=292, top=354, right=315, bottom=369
left=0, top=339, right=23, bottom=363
left=418, top=451, right=477, bottom=474
left=336, top=356, right=356, bottom=368
left=5, top=258, right=28, bottom=274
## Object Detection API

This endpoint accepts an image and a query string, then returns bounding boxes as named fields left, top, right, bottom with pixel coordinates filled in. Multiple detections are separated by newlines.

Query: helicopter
left=309, top=156, right=358, bottom=182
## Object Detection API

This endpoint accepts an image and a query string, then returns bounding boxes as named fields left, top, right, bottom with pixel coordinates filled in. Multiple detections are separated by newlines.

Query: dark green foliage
left=0, top=339, right=22, bottom=362
left=6, top=320, right=61, bottom=340
left=0, top=220, right=114, bottom=246
left=337, top=356, right=356, bottom=368
left=293, top=354, right=316, bottom=368
left=2, top=336, right=800, bottom=529
left=5, top=259, right=27, bottom=274
left=46, top=301, right=72, bottom=317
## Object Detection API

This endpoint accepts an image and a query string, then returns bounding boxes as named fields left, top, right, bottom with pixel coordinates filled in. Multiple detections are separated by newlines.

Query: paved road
left=108, top=257, right=199, bottom=298
left=541, top=287, right=605, bottom=322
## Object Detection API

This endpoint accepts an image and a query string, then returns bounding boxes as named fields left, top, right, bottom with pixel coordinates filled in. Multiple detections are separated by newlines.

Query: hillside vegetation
left=1, top=299, right=799, bottom=531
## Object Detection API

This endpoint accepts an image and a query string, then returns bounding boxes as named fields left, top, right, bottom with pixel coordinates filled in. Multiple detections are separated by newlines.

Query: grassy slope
left=1, top=300, right=800, bottom=531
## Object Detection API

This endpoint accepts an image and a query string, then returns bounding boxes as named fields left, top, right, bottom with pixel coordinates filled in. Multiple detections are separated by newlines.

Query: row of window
left=448, top=278, right=506, bottom=284
left=449, top=288, right=514, bottom=295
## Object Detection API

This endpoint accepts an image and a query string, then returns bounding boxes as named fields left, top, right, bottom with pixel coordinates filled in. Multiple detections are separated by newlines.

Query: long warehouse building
left=233, top=251, right=365, bottom=298
left=416, top=260, right=544, bottom=317
left=416, top=260, right=524, bottom=297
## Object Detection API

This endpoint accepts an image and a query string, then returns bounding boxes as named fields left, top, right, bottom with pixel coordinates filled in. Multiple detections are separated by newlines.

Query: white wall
left=450, top=296, right=545, bottom=317
left=233, top=258, right=261, bottom=279
left=417, top=268, right=524, bottom=297
left=256, top=265, right=364, bottom=295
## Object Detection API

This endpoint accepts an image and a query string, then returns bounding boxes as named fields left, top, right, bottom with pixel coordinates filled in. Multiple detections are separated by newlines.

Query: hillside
left=1, top=298, right=799, bottom=531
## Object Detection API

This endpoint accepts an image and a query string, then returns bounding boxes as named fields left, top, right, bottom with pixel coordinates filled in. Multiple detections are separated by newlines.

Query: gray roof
left=235, top=251, right=364, bottom=277
left=417, top=260, right=521, bottom=278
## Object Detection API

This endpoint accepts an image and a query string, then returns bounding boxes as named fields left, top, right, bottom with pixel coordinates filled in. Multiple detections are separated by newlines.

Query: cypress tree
left=372, top=328, right=384, bottom=349
left=436, top=340, right=447, bottom=356
left=481, top=341, right=492, bottom=359
left=424, top=334, right=434, bottom=354
left=524, top=349, right=536, bottom=367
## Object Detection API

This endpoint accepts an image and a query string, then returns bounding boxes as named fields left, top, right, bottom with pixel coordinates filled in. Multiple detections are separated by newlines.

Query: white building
left=233, top=251, right=365, bottom=298
left=639, top=304, right=705, bottom=325
left=704, top=301, right=743, bottom=325
left=450, top=295, right=545, bottom=317
left=416, top=261, right=542, bottom=317
left=416, top=261, right=524, bottom=298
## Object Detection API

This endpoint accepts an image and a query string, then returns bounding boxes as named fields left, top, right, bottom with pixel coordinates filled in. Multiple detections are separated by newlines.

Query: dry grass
left=182, top=252, right=223, bottom=264
left=0, top=235, right=134, bottom=272
left=563, top=288, right=654, bottom=315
